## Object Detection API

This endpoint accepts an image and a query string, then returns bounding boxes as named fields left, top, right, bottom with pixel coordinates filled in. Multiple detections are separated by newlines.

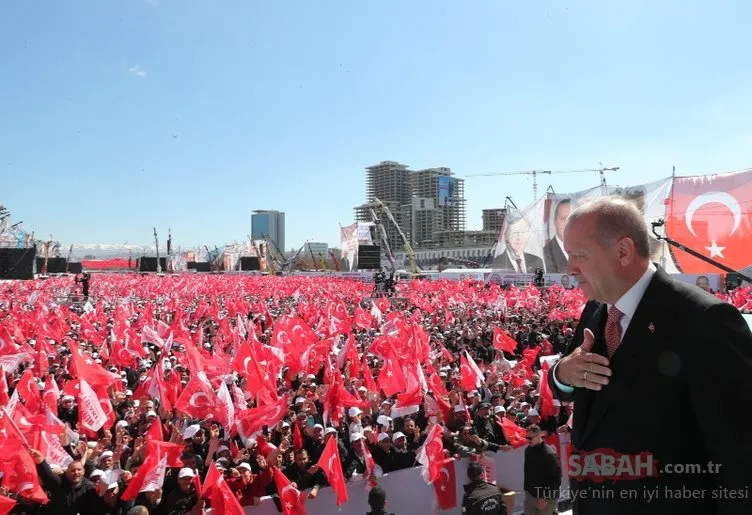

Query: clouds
left=128, top=65, right=147, bottom=77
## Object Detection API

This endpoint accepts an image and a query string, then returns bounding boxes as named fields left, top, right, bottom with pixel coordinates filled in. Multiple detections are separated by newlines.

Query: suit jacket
left=542, top=239, right=567, bottom=273
left=490, top=251, right=543, bottom=272
left=549, top=267, right=752, bottom=515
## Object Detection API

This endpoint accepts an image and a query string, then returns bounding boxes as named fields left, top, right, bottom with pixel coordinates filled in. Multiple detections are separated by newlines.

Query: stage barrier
left=214, top=439, right=572, bottom=515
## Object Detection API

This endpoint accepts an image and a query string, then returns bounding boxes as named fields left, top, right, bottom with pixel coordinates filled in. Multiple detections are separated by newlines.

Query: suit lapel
left=579, top=269, right=672, bottom=444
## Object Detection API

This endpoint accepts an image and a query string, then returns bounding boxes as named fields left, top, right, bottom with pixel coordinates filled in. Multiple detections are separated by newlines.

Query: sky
left=1, top=0, right=751, bottom=252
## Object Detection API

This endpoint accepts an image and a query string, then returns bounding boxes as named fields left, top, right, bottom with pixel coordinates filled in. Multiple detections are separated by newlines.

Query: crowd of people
left=0, top=271, right=747, bottom=514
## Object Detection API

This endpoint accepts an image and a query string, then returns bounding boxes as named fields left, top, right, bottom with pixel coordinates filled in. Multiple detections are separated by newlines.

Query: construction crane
left=318, top=253, right=328, bottom=271
left=466, top=167, right=620, bottom=201
left=371, top=198, right=420, bottom=274
left=328, top=250, right=341, bottom=271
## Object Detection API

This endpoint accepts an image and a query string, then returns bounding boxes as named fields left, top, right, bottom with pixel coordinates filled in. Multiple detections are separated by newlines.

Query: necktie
left=515, top=258, right=522, bottom=272
left=605, top=306, right=623, bottom=358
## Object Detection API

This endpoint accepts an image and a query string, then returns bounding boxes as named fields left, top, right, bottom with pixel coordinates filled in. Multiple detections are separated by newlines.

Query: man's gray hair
left=568, top=197, right=650, bottom=258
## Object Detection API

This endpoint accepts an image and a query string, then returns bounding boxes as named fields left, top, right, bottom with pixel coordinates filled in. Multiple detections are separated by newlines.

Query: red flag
left=174, top=377, right=220, bottom=421
left=273, top=467, right=307, bottom=515
left=67, top=340, right=118, bottom=387
left=77, top=379, right=107, bottom=434
left=377, top=349, right=407, bottom=397
left=201, top=463, right=245, bottom=515
left=460, top=351, right=483, bottom=392
left=492, top=327, right=518, bottom=354
left=539, top=361, right=556, bottom=419
left=121, top=452, right=167, bottom=501
left=415, top=423, right=445, bottom=484
left=235, top=395, right=289, bottom=443
left=433, top=458, right=457, bottom=509
left=16, top=369, right=43, bottom=415
left=0, top=439, right=48, bottom=505
left=293, top=421, right=304, bottom=450
left=498, top=416, right=527, bottom=447
left=0, top=495, right=16, bottom=515
left=316, top=436, right=348, bottom=507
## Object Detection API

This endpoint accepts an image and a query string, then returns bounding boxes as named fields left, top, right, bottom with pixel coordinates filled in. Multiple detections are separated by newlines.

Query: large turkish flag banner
left=666, top=170, right=752, bottom=273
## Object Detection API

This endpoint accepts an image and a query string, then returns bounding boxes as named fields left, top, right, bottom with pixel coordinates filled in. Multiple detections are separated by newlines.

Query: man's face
left=554, top=201, right=571, bottom=240
left=696, top=277, right=709, bottom=291
left=561, top=275, right=570, bottom=288
left=506, top=218, right=530, bottom=257
left=404, top=420, right=416, bottom=433
left=66, top=462, right=84, bottom=485
left=294, top=451, right=308, bottom=468
left=178, top=476, right=193, bottom=493
left=564, top=215, right=621, bottom=303
left=101, top=456, right=113, bottom=469
left=526, top=430, right=543, bottom=446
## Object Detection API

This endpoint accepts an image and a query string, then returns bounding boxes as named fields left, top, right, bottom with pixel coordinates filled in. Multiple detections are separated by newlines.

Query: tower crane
left=466, top=167, right=619, bottom=201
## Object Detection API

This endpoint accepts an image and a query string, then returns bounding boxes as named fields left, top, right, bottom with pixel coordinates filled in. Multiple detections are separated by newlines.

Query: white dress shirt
left=508, top=250, right=526, bottom=273
left=555, top=235, right=569, bottom=261
left=553, top=262, right=657, bottom=392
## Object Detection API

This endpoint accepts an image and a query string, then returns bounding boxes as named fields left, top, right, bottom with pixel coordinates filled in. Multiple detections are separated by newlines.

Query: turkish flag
left=174, top=377, right=220, bottom=421
left=316, top=436, right=348, bottom=507
left=666, top=170, right=752, bottom=272
left=498, top=416, right=527, bottom=448
left=273, top=467, right=307, bottom=515
left=492, top=328, right=518, bottom=354
left=433, top=458, right=457, bottom=509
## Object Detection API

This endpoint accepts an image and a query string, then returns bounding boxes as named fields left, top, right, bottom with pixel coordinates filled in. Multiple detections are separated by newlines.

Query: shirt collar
left=610, top=262, right=657, bottom=318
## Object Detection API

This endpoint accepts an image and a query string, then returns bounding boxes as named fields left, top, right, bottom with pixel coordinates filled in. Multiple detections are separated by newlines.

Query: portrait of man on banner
left=543, top=198, right=571, bottom=273
left=491, top=209, right=543, bottom=272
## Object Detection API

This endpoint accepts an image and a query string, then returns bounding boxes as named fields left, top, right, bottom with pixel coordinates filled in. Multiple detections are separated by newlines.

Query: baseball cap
left=178, top=468, right=195, bottom=479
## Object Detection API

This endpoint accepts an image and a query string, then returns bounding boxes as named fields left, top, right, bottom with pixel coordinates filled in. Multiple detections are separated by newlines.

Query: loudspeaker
left=36, top=257, right=68, bottom=274
left=138, top=257, right=167, bottom=272
left=357, top=244, right=381, bottom=270
left=0, top=246, right=36, bottom=280
left=239, top=257, right=260, bottom=271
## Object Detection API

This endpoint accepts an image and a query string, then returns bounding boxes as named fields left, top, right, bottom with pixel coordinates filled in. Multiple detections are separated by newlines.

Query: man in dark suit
left=548, top=197, right=752, bottom=515
left=491, top=210, right=543, bottom=272
left=543, top=199, right=570, bottom=273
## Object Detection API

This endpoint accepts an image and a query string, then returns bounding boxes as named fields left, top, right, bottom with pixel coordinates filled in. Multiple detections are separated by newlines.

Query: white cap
left=350, top=432, right=363, bottom=442
left=183, top=424, right=201, bottom=440
left=62, top=395, right=75, bottom=402
left=116, top=420, right=129, bottom=429
left=99, top=451, right=113, bottom=460
left=454, top=404, right=465, bottom=412
left=392, top=431, right=406, bottom=441
left=324, top=427, right=337, bottom=435
left=281, top=422, right=290, bottom=429
left=216, top=446, right=230, bottom=454
left=306, top=374, right=316, bottom=380
left=376, top=415, right=391, bottom=426
left=178, top=468, right=195, bottom=479
left=237, top=462, right=252, bottom=471
left=125, top=390, right=133, bottom=396
left=362, top=426, right=373, bottom=433
left=493, top=406, right=506, bottom=414
left=295, top=397, right=306, bottom=404
left=313, top=424, right=324, bottom=431
left=90, top=469, right=105, bottom=479
left=377, top=432, right=390, bottom=442
left=357, top=386, right=367, bottom=392
left=527, top=408, right=539, bottom=417
left=107, top=482, right=118, bottom=490
left=146, top=410, right=157, bottom=418
left=348, top=407, right=362, bottom=417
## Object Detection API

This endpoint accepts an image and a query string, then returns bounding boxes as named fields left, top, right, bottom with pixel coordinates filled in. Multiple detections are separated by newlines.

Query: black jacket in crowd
left=523, top=441, right=561, bottom=500
left=461, top=480, right=507, bottom=515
